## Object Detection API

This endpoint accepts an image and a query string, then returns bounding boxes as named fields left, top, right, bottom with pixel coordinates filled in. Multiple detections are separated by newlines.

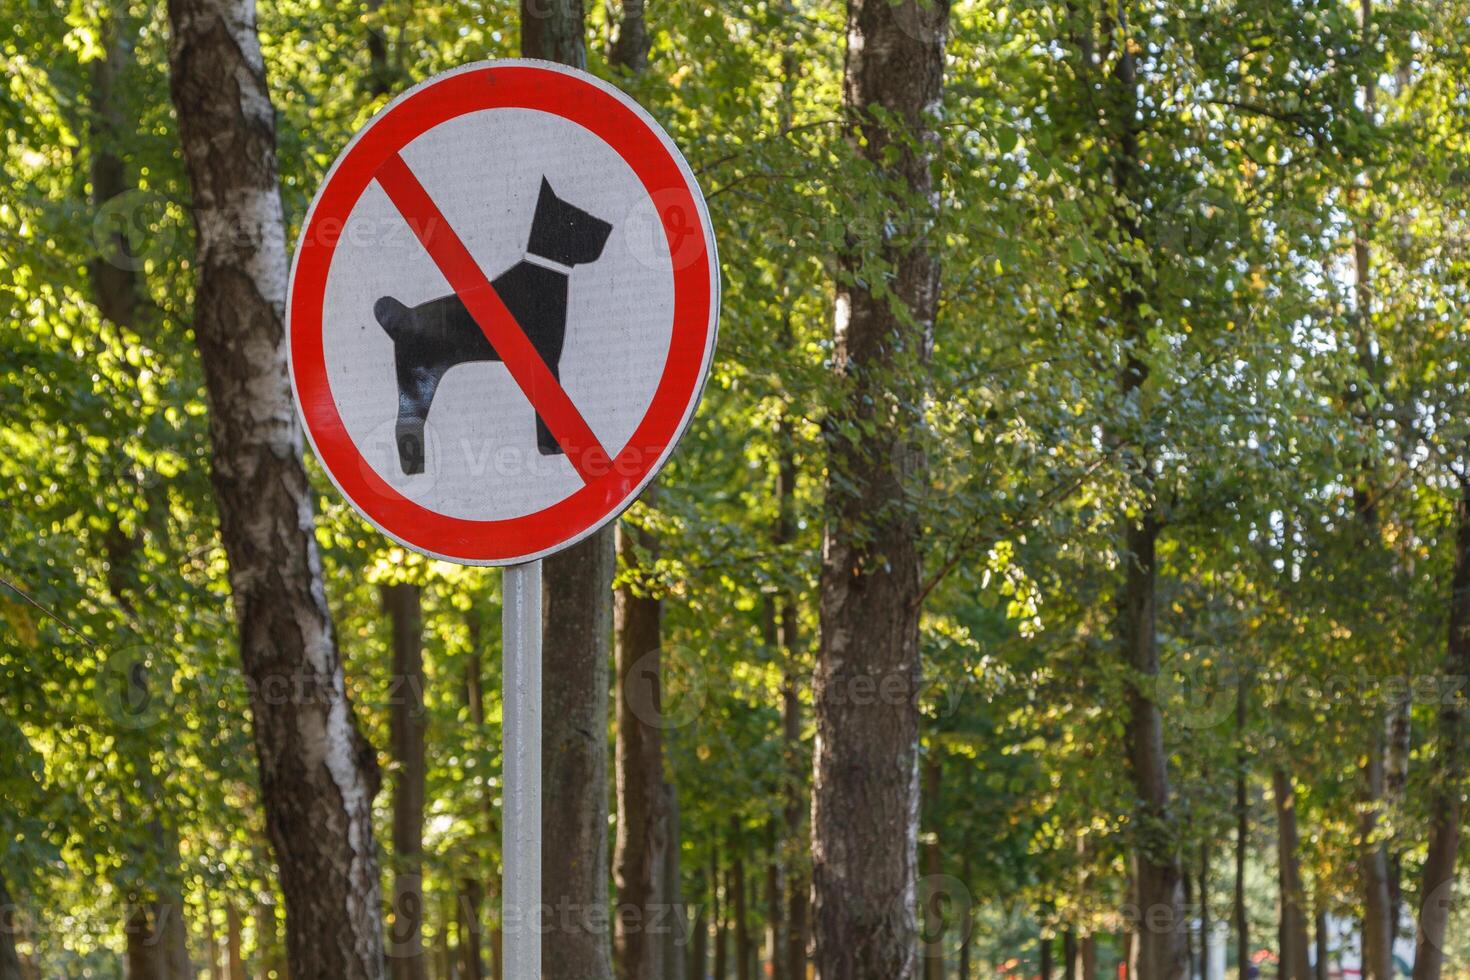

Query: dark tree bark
left=615, top=518, right=668, bottom=980
left=165, top=1, right=387, bottom=976
left=1235, top=677, right=1250, bottom=980
left=88, top=20, right=194, bottom=978
left=1078, top=935, right=1096, bottom=980
left=126, top=905, right=166, bottom=980
left=922, top=756, right=945, bottom=980
left=1272, top=769, right=1312, bottom=980
left=1349, top=7, right=1395, bottom=976
left=811, top=2, right=948, bottom=978
left=1040, top=935, right=1053, bottom=980
left=663, top=785, right=688, bottom=980
left=464, top=612, right=500, bottom=980
left=541, top=530, right=616, bottom=980
left=382, top=583, right=428, bottom=980
left=226, top=905, right=244, bottom=980
left=1, top=876, right=26, bottom=980
left=364, top=0, right=392, bottom=97
left=515, top=6, right=613, bottom=978
left=608, top=0, right=650, bottom=75
left=607, top=15, right=672, bottom=975
left=88, top=9, right=137, bottom=328
left=762, top=820, right=784, bottom=980
left=1085, top=10, right=1187, bottom=978
left=1118, top=514, right=1185, bottom=980
left=730, top=819, right=752, bottom=980
left=1199, top=846, right=1211, bottom=980
left=713, top=844, right=728, bottom=980
left=1411, top=472, right=1470, bottom=980
left=520, top=0, right=585, bottom=66
left=689, top=870, right=708, bottom=980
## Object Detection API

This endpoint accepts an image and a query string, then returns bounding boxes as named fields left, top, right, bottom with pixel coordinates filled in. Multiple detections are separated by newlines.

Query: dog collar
left=524, top=252, right=576, bottom=275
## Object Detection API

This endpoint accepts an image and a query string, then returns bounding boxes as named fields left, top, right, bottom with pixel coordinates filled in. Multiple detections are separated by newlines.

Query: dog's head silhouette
left=528, top=177, right=613, bottom=266
left=373, top=176, right=614, bottom=475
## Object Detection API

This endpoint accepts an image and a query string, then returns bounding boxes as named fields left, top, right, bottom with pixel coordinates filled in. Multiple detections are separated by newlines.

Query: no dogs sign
left=287, top=60, right=719, bottom=565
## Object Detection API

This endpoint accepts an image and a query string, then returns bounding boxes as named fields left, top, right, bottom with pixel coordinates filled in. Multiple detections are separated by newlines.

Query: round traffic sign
left=287, top=60, right=719, bottom=565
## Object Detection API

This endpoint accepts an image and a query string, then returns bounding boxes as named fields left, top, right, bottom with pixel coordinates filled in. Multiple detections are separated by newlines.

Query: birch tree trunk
left=165, top=0, right=387, bottom=975
left=811, top=1, right=948, bottom=977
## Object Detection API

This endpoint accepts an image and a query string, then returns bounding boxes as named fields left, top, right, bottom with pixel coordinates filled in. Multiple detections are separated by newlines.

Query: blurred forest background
left=3, top=0, right=1470, bottom=979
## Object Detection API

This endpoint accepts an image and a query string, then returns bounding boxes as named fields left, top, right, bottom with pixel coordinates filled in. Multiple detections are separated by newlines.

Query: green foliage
left=3, top=0, right=1470, bottom=975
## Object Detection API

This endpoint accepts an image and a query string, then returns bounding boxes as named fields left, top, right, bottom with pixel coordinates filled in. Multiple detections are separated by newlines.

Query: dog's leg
left=394, top=361, right=443, bottom=475
left=534, top=363, right=565, bottom=457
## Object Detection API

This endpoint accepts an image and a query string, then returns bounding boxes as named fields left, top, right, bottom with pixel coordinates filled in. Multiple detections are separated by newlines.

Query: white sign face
left=287, top=61, right=719, bottom=565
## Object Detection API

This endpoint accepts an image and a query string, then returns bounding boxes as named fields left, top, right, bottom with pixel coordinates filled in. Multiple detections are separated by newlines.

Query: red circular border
left=289, top=63, right=714, bottom=564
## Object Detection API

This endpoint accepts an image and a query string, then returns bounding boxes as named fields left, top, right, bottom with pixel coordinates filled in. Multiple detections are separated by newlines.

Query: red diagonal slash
left=374, top=152, right=607, bottom=484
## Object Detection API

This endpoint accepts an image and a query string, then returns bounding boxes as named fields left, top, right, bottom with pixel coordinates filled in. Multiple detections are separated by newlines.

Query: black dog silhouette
left=374, top=177, right=613, bottom=474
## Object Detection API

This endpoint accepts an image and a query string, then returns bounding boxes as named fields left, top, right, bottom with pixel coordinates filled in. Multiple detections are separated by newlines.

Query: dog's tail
left=374, top=296, right=409, bottom=341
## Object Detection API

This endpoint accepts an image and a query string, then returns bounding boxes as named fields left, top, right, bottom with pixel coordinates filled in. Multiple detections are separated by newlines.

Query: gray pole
left=503, top=559, right=542, bottom=979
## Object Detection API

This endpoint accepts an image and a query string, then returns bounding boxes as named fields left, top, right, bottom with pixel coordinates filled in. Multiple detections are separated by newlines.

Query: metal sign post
left=501, top=560, right=541, bottom=978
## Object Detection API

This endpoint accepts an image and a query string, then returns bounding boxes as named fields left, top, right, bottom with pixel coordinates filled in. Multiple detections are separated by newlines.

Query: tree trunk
left=1119, top=515, right=1186, bottom=980
left=364, top=0, right=392, bottom=96
left=764, top=820, right=785, bottom=980
left=1199, top=846, right=1211, bottom=980
left=521, top=0, right=584, bottom=65
left=922, top=756, right=944, bottom=980
left=1041, top=935, right=1053, bottom=980
left=1349, top=7, right=1394, bottom=977
left=1411, top=473, right=1470, bottom=980
left=0, top=874, right=22, bottom=980
left=690, top=875, right=708, bottom=980
left=464, top=612, right=500, bottom=980
left=1099, top=10, right=1186, bottom=977
left=615, top=518, right=668, bottom=980
left=1358, top=737, right=1394, bottom=980
left=204, top=899, right=221, bottom=980
left=261, top=898, right=287, bottom=980
left=730, top=819, right=751, bottom=980
left=541, top=530, right=616, bottom=980
left=127, top=904, right=167, bottom=980
left=515, top=6, right=614, bottom=978
left=1271, top=770, right=1311, bottom=980
left=458, top=879, right=485, bottom=980
left=166, top=0, right=387, bottom=976
left=714, top=844, right=727, bottom=980
left=88, top=4, right=138, bottom=328
left=91, top=19, right=194, bottom=980
left=1235, top=678, right=1250, bottom=980
left=664, top=786, right=688, bottom=980
left=1313, top=912, right=1329, bottom=980
left=812, top=2, right=948, bottom=978
left=1062, top=933, right=1076, bottom=980
left=227, top=905, right=245, bottom=980
left=608, top=0, right=650, bottom=75
left=609, top=2, right=664, bottom=969
left=383, top=583, right=428, bottom=980
left=1183, top=875, right=1196, bottom=980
